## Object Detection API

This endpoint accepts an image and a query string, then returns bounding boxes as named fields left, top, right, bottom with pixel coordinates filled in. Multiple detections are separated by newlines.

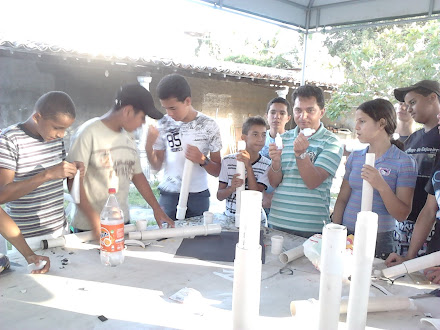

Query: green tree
left=324, top=21, right=440, bottom=120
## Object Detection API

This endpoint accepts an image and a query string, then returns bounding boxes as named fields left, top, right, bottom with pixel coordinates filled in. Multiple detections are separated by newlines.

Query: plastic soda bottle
left=100, top=188, right=124, bottom=267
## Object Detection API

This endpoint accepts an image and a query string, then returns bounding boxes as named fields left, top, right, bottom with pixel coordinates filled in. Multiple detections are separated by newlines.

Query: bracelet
left=270, top=163, right=281, bottom=173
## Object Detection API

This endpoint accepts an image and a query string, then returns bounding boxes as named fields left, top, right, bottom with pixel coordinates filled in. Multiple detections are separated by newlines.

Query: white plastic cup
left=271, top=235, right=284, bottom=255
left=136, top=220, right=147, bottom=232
left=203, top=211, right=214, bottom=225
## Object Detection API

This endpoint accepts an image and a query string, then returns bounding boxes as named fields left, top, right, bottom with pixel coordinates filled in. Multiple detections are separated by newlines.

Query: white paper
left=70, top=170, right=80, bottom=204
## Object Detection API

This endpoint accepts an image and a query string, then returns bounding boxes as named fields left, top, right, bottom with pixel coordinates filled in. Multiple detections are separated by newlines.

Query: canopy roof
left=198, top=0, right=440, bottom=32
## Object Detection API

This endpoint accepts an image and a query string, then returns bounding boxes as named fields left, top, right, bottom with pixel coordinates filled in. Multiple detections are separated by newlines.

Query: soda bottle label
left=100, top=223, right=124, bottom=252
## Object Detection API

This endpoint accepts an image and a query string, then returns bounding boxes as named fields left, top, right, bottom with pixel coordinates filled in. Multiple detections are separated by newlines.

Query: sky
left=0, top=0, right=343, bottom=83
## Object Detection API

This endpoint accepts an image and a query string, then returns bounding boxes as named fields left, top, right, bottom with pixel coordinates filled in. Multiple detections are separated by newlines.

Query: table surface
left=1, top=214, right=439, bottom=330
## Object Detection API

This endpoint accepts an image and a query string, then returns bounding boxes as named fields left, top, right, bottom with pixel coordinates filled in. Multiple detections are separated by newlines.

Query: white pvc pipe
left=235, top=140, right=246, bottom=228
left=176, top=158, right=195, bottom=220
left=40, top=224, right=137, bottom=249
left=361, top=153, right=375, bottom=211
left=279, top=245, right=304, bottom=264
left=291, top=296, right=414, bottom=317
left=232, top=245, right=262, bottom=330
left=70, top=169, right=80, bottom=204
left=232, top=190, right=263, bottom=329
left=238, top=191, right=262, bottom=250
left=382, top=250, right=440, bottom=278
left=318, top=223, right=347, bottom=330
left=346, top=211, right=378, bottom=330
left=128, top=224, right=222, bottom=241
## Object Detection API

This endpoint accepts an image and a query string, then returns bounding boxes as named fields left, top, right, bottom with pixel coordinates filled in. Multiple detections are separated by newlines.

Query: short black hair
left=242, top=116, right=267, bottom=135
left=35, top=91, right=76, bottom=119
left=157, top=74, right=191, bottom=102
left=292, top=85, right=325, bottom=110
left=267, top=97, right=292, bottom=116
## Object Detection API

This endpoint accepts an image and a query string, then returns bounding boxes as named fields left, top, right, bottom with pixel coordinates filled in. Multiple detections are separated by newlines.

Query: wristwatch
left=295, top=152, right=308, bottom=160
left=200, top=156, right=210, bottom=167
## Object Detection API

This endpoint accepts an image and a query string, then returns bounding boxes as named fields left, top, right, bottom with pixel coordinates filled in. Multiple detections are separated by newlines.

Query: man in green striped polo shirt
left=268, top=85, right=343, bottom=238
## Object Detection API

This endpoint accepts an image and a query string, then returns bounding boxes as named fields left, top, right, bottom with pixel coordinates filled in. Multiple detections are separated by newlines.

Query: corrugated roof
left=0, top=39, right=337, bottom=88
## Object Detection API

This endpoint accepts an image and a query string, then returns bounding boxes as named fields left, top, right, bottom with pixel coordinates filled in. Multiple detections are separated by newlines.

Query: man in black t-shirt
left=393, top=80, right=440, bottom=256
left=386, top=153, right=440, bottom=284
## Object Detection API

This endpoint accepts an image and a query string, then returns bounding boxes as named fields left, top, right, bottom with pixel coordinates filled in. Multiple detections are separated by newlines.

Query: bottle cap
left=108, top=188, right=116, bottom=194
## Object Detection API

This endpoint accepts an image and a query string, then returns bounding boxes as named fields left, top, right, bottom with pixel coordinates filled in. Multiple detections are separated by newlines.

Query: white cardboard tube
left=128, top=224, right=222, bottom=241
left=382, top=250, right=440, bottom=278
left=291, top=296, right=414, bottom=317
left=361, top=153, right=375, bottom=211
left=346, top=211, right=378, bottom=330
left=70, top=169, right=80, bottom=204
left=238, top=191, right=262, bottom=250
left=176, top=158, right=195, bottom=220
left=318, top=223, right=347, bottom=330
left=235, top=140, right=246, bottom=228
left=279, top=245, right=304, bottom=264
left=232, top=245, right=262, bottom=330
left=40, top=224, right=137, bottom=249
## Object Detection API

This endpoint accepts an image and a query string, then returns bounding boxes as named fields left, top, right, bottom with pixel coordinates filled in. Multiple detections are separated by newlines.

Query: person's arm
left=385, top=194, right=437, bottom=266
left=0, top=209, right=50, bottom=273
left=186, top=146, right=221, bottom=177
left=0, top=162, right=77, bottom=204
left=145, top=125, right=165, bottom=171
left=361, top=165, right=414, bottom=221
left=294, top=133, right=330, bottom=189
left=332, top=179, right=352, bottom=224
left=131, top=173, right=175, bottom=228
left=268, top=143, right=283, bottom=188
left=217, top=174, right=243, bottom=201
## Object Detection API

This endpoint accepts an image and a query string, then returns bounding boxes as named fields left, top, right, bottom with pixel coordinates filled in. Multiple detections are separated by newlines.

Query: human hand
left=361, top=165, right=386, bottom=191
left=154, top=208, right=175, bottom=228
left=268, top=143, right=282, bottom=162
left=47, top=161, right=78, bottom=180
left=293, top=133, right=309, bottom=157
left=230, top=173, right=245, bottom=191
left=424, top=266, right=440, bottom=284
left=385, top=252, right=406, bottom=267
left=236, top=149, right=251, bottom=168
left=25, top=254, right=50, bottom=274
left=73, top=161, right=85, bottom=178
left=185, top=144, right=204, bottom=164
left=146, top=125, right=159, bottom=149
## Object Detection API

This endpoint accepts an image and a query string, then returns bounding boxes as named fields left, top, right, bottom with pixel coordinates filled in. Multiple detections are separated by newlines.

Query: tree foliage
left=324, top=21, right=440, bottom=120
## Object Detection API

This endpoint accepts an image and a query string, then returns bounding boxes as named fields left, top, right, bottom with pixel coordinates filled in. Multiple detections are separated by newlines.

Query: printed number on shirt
left=167, top=132, right=183, bottom=152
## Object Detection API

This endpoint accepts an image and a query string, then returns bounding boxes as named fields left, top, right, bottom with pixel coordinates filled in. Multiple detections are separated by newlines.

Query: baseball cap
left=394, top=80, right=440, bottom=102
left=115, top=84, right=164, bottom=119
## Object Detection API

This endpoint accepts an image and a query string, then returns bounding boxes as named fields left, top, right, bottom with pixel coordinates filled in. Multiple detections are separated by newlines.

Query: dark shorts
left=159, top=189, right=210, bottom=221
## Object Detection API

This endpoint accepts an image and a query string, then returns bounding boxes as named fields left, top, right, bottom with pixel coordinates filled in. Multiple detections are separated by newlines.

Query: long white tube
left=382, top=250, right=440, bottom=278
left=318, top=223, right=347, bottom=330
left=279, top=245, right=304, bottom=264
left=235, top=140, right=246, bottom=228
left=232, top=190, right=263, bottom=329
left=361, top=153, right=375, bottom=211
left=346, top=211, right=378, bottom=330
left=40, top=224, right=137, bottom=249
left=291, top=296, right=414, bottom=317
left=70, top=170, right=80, bottom=204
left=238, top=191, right=262, bottom=250
left=176, top=158, right=195, bottom=220
left=128, top=224, right=222, bottom=241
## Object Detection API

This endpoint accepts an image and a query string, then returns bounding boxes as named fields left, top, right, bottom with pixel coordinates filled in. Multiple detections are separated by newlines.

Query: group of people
left=0, top=74, right=439, bottom=284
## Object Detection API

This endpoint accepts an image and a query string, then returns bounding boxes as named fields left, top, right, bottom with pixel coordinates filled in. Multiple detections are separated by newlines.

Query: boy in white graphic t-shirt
left=146, top=74, right=222, bottom=220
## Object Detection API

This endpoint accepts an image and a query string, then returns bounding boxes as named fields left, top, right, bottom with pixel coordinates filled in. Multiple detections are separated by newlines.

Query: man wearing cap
left=67, top=84, right=174, bottom=235
left=392, top=80, right=440, bottom=256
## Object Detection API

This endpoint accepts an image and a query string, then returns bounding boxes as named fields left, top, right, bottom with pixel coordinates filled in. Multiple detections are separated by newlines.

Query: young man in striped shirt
left=268, top=85, right=343, bottom=237
left=217, top=116, right=271, bottom=216
left=0, top=91, right=81, bottom=250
